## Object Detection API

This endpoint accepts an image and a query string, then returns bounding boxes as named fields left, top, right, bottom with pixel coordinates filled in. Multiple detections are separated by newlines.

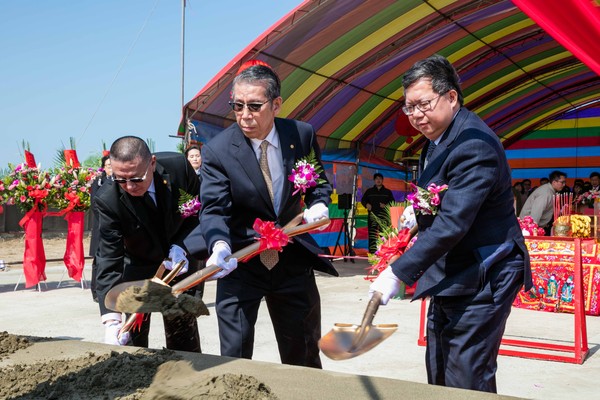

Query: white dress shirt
left=250, top=126, right=284, bottom=213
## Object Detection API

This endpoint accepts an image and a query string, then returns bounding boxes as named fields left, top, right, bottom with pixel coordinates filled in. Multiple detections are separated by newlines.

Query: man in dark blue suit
left=369, top=55, right=532, bottom=393
left=196, top=63, right=337, bottom=368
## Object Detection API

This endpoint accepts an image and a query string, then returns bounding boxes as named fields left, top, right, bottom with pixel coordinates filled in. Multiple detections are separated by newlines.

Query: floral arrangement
left=0, top=163, right=53, bottom=213
left=178, top=189, right=201, bottom=218
left=575, top=190, right=599, bottom=207
left=288, top=149, right=326, bottom=195
left=49, top=166, right=98, bottom=212
left=518, top=216, right=545, bottom=236
left=406, top=182, right=448, bottom=215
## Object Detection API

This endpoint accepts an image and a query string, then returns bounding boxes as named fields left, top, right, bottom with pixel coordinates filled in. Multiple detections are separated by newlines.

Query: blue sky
left=0, top=0, right=301, bottom=168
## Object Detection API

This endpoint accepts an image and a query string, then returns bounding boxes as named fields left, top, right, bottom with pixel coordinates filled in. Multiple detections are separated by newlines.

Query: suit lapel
left=232, top=126, right=274, bottom=211
left=153, top=168, right=174, bottom=236
left=417, top=108, right=467, bottom=187
left=277, top=120, right=296, bottom=206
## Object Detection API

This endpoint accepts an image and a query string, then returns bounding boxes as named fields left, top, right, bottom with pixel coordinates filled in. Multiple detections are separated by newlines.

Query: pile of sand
left=0, top=333, right=279, bottom=400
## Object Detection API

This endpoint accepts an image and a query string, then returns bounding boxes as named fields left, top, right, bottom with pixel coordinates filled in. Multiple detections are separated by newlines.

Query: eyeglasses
left=228, top=100, right=270, bottom=113
left=402, top=93, right=446, bottom=116
left=113, top=160, right=151, bottom=184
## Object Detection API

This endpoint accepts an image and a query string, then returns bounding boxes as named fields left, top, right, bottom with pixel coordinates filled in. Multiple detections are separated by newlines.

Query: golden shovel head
left=319, top=322, right=398, bottom=360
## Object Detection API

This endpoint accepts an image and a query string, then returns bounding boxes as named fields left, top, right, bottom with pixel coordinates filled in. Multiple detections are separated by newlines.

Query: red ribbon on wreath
left=18, top=189, right=50, bottom=288
left=252, top=218, right=290, bottom=253
left=63, top=211, right=85, bottom=282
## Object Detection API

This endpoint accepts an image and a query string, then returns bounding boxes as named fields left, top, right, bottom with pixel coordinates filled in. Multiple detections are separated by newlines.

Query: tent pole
left=348, top=142, right=360, bottom=253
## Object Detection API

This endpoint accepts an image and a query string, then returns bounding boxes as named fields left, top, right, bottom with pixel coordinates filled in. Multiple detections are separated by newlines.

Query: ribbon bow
left=253, top=218, right=290, bottom=252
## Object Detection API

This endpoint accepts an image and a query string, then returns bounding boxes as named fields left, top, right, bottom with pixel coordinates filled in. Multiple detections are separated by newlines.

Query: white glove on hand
left=165, top=244, right=189, bottom=275
left=207, top=242, right=238, bottom=280
left=104, top=321, right=130, bottom=346
left=368, top=266, right=403, bottom=305
left=400, top=205, right=416, bottom=229
left=303, top=202, right=329, bottom=230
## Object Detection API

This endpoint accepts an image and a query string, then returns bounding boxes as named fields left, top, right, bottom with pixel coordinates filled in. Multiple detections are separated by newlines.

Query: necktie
left=259, top=141, right=275, bottom=205
left=143, top=191, right=158, bottom=212
left=425, top=141, right=436, bottom=168
left=258, top=140, right=278, bottom=270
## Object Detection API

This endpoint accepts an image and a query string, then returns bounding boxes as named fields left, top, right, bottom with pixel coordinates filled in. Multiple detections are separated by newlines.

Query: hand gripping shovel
left=319, top=291, right=397, bottom=360
left=105, top=215, right=329, bottom=314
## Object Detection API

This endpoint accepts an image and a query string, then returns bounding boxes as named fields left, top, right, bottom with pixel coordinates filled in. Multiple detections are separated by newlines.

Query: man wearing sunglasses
left=189, top=62, right=337, bottom=368
left=369, top=55, right=531, bottom=392
left=94, top=136, right=205, bottom=352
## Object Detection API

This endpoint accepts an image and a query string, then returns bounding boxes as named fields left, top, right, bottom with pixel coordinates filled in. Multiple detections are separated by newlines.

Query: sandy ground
left=2, top=236, right=600, bottom=399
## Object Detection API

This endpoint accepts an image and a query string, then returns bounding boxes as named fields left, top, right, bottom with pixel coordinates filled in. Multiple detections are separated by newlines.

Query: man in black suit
left=361, top=172, right=395, bottom=253
left=94, top=136, right=203, bottom=352
left=369, top=55, right=532, bottom=392
left=195, top=63, right=337, bottom=368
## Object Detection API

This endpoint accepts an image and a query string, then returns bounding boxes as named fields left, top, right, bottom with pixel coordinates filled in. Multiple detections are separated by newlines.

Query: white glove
left=400, top=205, right=416, bottom=229
left=368, top=266, right=403, bottom=305
left=165, top=244, right=189, bottom=275
left=104, top=320, right=130, bottom=346
left=303, top=202, right=329, bottom=230
left=207, top=241, right=238, bottom=280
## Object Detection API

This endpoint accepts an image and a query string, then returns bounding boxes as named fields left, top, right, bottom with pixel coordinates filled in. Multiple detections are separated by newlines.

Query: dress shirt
left=250, top=127, right=284, bottom=213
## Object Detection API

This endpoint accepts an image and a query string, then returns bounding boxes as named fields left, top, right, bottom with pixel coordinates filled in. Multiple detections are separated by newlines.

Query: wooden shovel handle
left=170, top=217, right=331, bottom=294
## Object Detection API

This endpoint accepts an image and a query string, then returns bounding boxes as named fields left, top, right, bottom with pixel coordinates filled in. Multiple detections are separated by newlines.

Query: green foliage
left=177, top=188, right=197, bottom=208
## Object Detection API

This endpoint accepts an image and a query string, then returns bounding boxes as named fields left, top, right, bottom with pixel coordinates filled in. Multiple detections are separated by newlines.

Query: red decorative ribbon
left=63, top=211, right=85, bottom=282
left=366, top=228, right=412, bottom=280
left=253, top=218, right=290, bottom=253
left=131, top=313, right=146, bottom=332
left=18, top=210, right=47, bottom=288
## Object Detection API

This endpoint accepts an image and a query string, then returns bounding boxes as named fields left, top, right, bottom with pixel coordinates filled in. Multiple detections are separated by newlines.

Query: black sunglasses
left=113, top=160, right=151, bottom=184
left=228, top=100, right=270, bottom=112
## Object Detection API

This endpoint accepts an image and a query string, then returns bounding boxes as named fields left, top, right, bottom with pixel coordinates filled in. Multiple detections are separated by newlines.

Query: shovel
left=105, top=215, right=329, bottom=313
left=118, top=259, right=184, bottom=337
left=319, top=291, right=398, bottom=360
left=319, top=224, right=418, bottom=360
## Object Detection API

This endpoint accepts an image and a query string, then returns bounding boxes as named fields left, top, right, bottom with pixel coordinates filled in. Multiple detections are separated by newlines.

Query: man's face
left=374, top=177, right=383, bottom=187
left=404, top=78, right=459, bottom=142
left=523, top=180, right=531, bottom=191
left=551, top=175, right=567, bottom=192
left=111, top=156, right=155, bottom=197
left=591, top=175, right=600, bottom=188
left=231, top=82, right=281, bottom=140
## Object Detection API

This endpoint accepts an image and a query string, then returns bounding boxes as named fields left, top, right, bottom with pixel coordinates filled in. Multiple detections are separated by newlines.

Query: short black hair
left=549, top=170, right=567, bottom=182
left=374, top=173, right=383, bottom=180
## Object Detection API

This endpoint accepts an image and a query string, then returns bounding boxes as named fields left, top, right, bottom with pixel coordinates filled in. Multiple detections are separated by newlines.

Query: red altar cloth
left=513, top=238, right=600, bottom=316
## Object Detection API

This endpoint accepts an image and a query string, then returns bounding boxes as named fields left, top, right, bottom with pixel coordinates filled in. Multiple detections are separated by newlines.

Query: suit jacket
left=95, top=152, right=202, bottom=315
left=191, top=117, right=337, bottom=277
left=391, top=108, right=532, bottom=299
left=89, top=172, right=110, bottom=257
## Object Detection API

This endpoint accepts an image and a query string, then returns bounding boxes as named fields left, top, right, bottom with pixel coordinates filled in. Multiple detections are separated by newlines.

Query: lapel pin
left=290, top=144, right=294, bottom=149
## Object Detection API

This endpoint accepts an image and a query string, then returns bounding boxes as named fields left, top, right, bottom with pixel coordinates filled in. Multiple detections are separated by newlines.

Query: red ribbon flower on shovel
left=253, top=218, right=290, bottom=252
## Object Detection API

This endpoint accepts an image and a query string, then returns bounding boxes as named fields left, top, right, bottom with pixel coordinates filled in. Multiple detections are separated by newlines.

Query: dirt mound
left=0, top=334, right=280, bottom=400
left=145, top=360, right=279, bottom=399
left=0, top=345, right=182, bottom=400
left=0, top=331, right=34, bottom=360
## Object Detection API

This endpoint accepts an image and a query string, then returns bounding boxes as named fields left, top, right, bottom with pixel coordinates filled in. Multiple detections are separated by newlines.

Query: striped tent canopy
left=180, top=0, right=600, bottom=177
